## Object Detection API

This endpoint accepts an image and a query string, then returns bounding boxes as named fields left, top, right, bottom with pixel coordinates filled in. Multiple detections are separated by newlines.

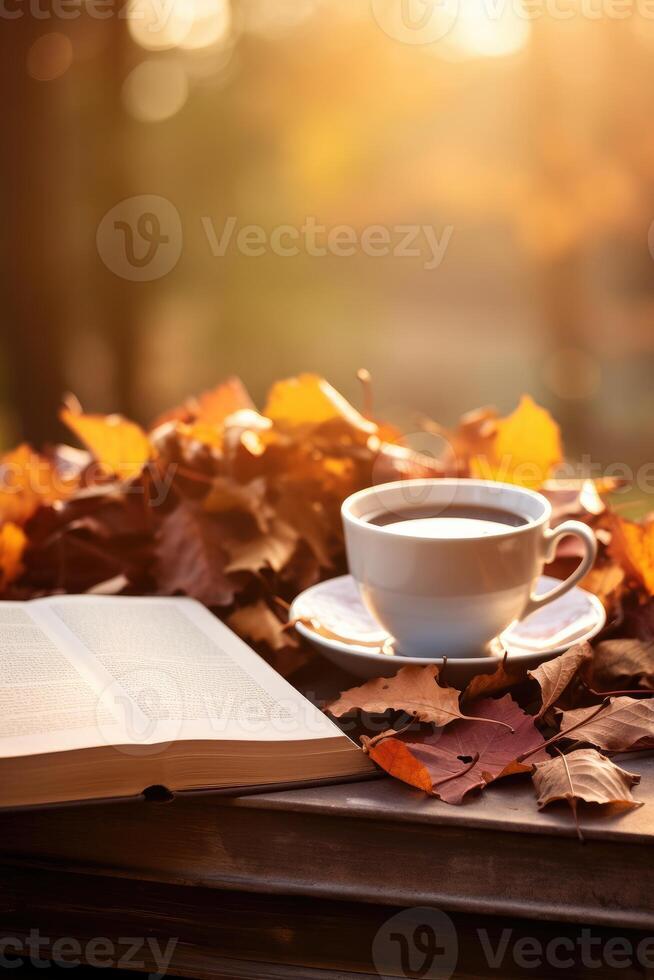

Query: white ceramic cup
left=341, top=478, right=597, bottom=658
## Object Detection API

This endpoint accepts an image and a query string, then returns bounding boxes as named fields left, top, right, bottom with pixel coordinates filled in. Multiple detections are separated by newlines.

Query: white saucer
left=289, top=574, right=606, bottom=686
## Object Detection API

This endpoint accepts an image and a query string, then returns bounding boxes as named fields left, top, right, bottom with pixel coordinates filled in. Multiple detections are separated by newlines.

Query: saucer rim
left=289, top=574, right=606, bottom=667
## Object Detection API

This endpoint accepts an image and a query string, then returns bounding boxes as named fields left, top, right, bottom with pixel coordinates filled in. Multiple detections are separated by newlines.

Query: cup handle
left=521, top=520, right=598, bottom=620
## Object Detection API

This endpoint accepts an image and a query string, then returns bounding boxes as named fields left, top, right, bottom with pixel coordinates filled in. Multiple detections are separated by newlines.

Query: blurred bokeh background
left=3, top=0, right=654, bottom=479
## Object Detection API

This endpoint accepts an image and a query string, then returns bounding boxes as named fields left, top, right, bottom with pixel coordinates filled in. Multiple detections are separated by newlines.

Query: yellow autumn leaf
left=0, top=522, right=27, bottom=589
left=471, top=394, right=563, bottom=489
left=61, top=408, right=152, bottom=481
left=264, top=374, right=376, bottom=434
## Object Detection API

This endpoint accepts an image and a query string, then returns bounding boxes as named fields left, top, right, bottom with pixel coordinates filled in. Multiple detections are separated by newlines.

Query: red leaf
left=365, top=695, right=548, bottom=804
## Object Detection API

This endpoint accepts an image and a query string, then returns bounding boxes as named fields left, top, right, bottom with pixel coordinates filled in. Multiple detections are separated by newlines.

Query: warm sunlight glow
left=122, top=59, right=189, bottom=121
left=244, top=0, right=320, bottom=39
left=443, top=0, right=531, bottom=59
left=179, top=0, right=231, bottom=50
left=127, top=0, right=190, bottom=50
left=127, top=0, right=230, bottom=51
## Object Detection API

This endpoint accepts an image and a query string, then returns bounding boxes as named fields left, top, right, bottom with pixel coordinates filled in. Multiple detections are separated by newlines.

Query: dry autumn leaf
left=193, top=377, right=255, bottom=425
left=542, top=479, right=607, bottom=522
left=608, top=513, right=654, bottom=595
left=452, top=405, right=498, bottom=460
left=0, top=373, right=415, bottom=673
left=364, top=695, right=548, bottom=804
left=617, top=599, right=654, bottom=642
left=227, top=600, right=298, bottom=652
left=327, top=664, right=467, bottom=728
left=155, top=501, right=236, bottom=607
left=61, top=407, right=152, bottom=481
left=529, top=642, right=593, bottom=719
left=462, top=651, right=527, bottom=703
left=471, top=394, right=563, bottom=489
left=532, top=749, right=641, bottom=839
left=558, top=696, right=654, bottom=752
left=153, top=377, right=255, bottom=428
left=586, top=638, right=654, bottom=692
left=579, top=561, right=625, bottom=611
left=223, top=517, right=298, bottom=575
left=203, top=476, right=272, bottom=533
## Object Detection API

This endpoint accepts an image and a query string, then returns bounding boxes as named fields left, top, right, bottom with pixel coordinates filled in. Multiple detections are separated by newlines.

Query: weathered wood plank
left=1, top=788, right=652, bottom=929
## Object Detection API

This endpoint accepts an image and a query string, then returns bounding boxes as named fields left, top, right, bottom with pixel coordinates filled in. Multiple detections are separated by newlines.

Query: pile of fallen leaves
left=0, top=372, right=449, bottom=673
left=2, top=370, right=654, bottom=827
left=0, top=373, right=652, bottom=662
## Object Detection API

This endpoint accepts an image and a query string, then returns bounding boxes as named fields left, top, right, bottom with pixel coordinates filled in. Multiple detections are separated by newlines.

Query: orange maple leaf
left=0, top=444, right=72, bottom=525
left=609, top=514, right=654, bottom=595
left=152, top=377, right=254, bottom=430
left=193, top=377, right=255, bottom=425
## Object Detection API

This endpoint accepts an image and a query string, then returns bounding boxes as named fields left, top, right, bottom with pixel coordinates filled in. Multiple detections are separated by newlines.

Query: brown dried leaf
left=227, top=600, right=298, bottom=652
left=580, top=561, right=625, bottom=610
left=327, top=664, right=465, bottom=727
left=559, top=696, right=654, bottom=752
left=155, top=501, right=236, bottom=607
left=274, top=488, right=334, bottom=568
left=542, top=479, right=607, bottom=522
left=203, top=476, right=272, bottom=533
left=529, top=642, right=593, bottom=718
left=587, top=638, right=654, bottom=692
left=462, top=652, right=526, bottom=703
left=223, top=518, right=298, bottom=574
left=533, top=749, right=641, bottom=813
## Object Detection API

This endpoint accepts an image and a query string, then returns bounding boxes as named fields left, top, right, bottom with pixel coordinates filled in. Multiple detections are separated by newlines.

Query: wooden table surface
left=1, top=751, right=653, bottom=978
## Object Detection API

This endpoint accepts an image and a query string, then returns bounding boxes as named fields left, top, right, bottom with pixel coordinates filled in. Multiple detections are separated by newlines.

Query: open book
left=0, top=595, right=372, bottom=808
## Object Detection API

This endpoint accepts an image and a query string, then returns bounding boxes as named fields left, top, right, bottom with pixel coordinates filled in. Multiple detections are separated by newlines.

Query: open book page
left=0, top=602, right=121, bottom=759
left=0, top=596, right=345, bottom=759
